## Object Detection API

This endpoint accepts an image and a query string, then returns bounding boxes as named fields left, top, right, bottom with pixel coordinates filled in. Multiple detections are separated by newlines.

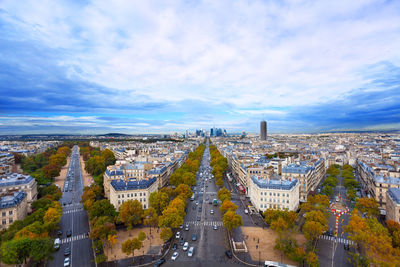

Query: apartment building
left=248, top=175, right=299, bottom=212
left=0, top=173, right=37, bottom=209
left=357, top=159, right=400, bottom=208
left=0, top=191, right=27, bottom=230
left=386, top=188, right=400, bottom=223
left=282, top=159, right=325, bottom=202
left=109, top=177, right=158, bottom=210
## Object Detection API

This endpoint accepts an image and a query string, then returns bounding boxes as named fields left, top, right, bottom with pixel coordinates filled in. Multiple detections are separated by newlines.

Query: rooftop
left=111, top=177, right=156, bottom=191
left=251, top=175, right=298, bottom=190
left=0, top=191, right=27, bottom=209
left=388, top=188, right=400, bottom=205
left=0, top=173, right=34, bottom=187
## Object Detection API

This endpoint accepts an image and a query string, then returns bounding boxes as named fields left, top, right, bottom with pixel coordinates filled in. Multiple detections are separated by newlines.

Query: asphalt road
left=48, top=145, right=95, bottom=267
left=164, top=140, right=235, bottom=266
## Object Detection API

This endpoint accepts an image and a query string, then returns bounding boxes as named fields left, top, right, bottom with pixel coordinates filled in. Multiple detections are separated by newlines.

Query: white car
left=175, top=232, right=181, bottom=239
left=183, top=242, right=189, bottom=251
left=210, top=210, right=214, bottom=214
left=244, top=209, right=249, bottom=214
left=171, top=252, right=179, bottom=260
left=188, top=247, right=194, bottom=257
left=64, top=257, right=70, bottom=267
left=214, top=225, right=218, bottom=230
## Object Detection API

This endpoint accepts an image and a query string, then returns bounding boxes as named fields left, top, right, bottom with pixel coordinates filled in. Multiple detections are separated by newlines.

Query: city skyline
left=1, top=1, right=400, bottom=134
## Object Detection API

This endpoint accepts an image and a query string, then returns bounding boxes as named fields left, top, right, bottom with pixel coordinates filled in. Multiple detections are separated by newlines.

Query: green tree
left=143, top=207, right=158, bottom=232
left=149, top=191, right=170, bottom=215
left=160, top=227, right=173, bottom=241
left=321, top=186, right=333, bottom=197
left=88, top=199, right=117, bottom=219
left=222, top=211, right=243, bottom=232
left=101, top=149, right=116, bottom=166
left=121, top=238, right=142, bottom=263
left=217, top=188, right=231, bottom=202
left=0, top=238, right=31, bottom=264
left=119, top=200, right=144, bottom=229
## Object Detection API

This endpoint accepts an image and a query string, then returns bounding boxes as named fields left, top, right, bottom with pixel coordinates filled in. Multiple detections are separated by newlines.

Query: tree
left=321, top=186, right=333, bottom=196
left=143, top=207, right=158, bottom=233
left=355, top=197, right=379, bottom=218
left=219, top=200, right=238, bottom=214
left=90, top=216, right=116, bottom=243
left=158, top=206, right=184, bottom=229
left=88, top=199, right=116, bottom=219
left=174, top=184, right=192, bottom=199
left=149, top=192, right=170, bottom=215
left=101, top=149, right=116, bottom=166
left=0, top=238, right=31, bottom=264
left=222, top=211, right=243, bottom=232
left=57, top=146, right=71, bottom=156
left=42, top=164, right=61, bottom=179
left=138, top=231, right=146, bottom=241
left=306, top=251, right=319, bottom=267
left=107, top=234, right=118, bottom=253
left=49, top=153, right=67, bottom=167
left=121, top=237, right=142, bottom=263
left=216, top=178, right=224, bottom=187
left=323, top=176, right=338, bottom=187
left=29, top=238, right=54, bottom=263
left=43, top=206, right=62, bottom=231
left=271, top=217, right=289, bottom=233
left=305, top=210, right=328, bottom=226
left=119, top=200, right=144, bottom=229
left=217, top=188, right=231, bottom=202
left=160, top=227, right=173, bottom=241
left=303, top=220, right=327, bottom=244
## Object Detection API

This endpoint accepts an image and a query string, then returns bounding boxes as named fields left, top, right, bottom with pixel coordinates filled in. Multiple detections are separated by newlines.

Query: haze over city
left=1, top=0, right=400, bottom=134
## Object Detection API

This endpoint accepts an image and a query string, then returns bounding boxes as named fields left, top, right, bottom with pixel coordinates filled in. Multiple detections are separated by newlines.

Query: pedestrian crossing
left=63, top=208, right=84, bottom=214
left=186, top=220, right=224, bottom=227
left=60, top=234, right=88, bottom=244
left=319, top=234, right=354, bottom=245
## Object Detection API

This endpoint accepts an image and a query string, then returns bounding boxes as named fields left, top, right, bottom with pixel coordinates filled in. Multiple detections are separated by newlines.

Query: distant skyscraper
left=260, top=120, right=267, bottom=140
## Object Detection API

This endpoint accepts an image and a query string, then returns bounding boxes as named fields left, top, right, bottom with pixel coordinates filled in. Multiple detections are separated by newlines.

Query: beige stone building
left=0, top=191, right=27, bottom=230
left=109, top=177, right=158, bottom=210
left=248, top=175, right=299, bottom=212
left=386, top=188, right=400, bottom=223
left=0, top=173, right=37, bottom=210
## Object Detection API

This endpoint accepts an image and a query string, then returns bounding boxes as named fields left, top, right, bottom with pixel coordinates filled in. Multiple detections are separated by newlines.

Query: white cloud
left=2, top=0, right=400, bottom=130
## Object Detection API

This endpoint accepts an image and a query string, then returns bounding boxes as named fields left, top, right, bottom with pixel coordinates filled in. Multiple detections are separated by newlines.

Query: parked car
left=179, top=224, right=183, bottom=229
left=153, top=258, right=165, bottom=267
left=244, top=209, right=249, bottom=214
left=175, top=232, right=181, bottom=239
left=57, top=230, right=63, bottom=236
left=192, top=233, right=197, bottom=241
left=172, top=243, right=178, bottom=250
left=188, top=247, right=194, bottom=257
left=183, top=242, right=189, bottom=251
left=64, top=247, right=71, bottom=256
left=225, top=250, right=233, bottom=259
left=179, top=237, right=185, bottom=246
left=64, top=257, right=70, bottom=267
left=171, top=252, right=179, bottom=261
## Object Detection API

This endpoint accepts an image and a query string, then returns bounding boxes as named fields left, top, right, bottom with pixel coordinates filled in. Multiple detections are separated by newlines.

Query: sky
left=1, top=0, right=400, bottom=135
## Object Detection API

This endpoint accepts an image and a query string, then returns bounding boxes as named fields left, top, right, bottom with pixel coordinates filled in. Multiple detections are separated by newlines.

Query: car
left=183, top=242, right=189, bottom=251
left=185, top=224, right=189, bottom=231
left=64, top=247, right=71, bottom=256
left=214, top=225, right=218, bottom=230
left=153, top=258, right=166, bottom=267
left=192, top=233, right=197, bottom=241
left=197, top=216, right=201, bottom=221
left=175, top=232, right=181, bottom=239
left=210, top=210, right=214, bottom=214
left=244, top=209, right=249, bottom=214
left=188, top=246, right=194, bottom=257
left=200, top=199, right=203, bottom=204
left=171, top=252, right=179, bottom=261
left=195, top=201, right=199, bottom=205
left=206, top=197, right=209, bottom=201
left=327, top=228, right=333, bottom=236
left=192, top=205, right=196, bottom=210
left=198, top=207, right=202, bottom=212
left=64, top=257, right=70, bottom=266
left=180, top=237, right=185, bottom=246
left=57, top=230, right=63, bottom=236
left=66, top=230, right=72, bottom=237
left=225, top=250, right=233, bottom=259
left=344, top=243, right=350, bottom=250
left=209, top=200, right=212, bottom=204
left=179, top=224, right=183, bottom=229
left=68, top=200, right=72, bottom=205
left=172, top=243, right=178, bottom=250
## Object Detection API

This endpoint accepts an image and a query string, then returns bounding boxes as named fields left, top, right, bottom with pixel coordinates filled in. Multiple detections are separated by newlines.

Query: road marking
left=319, top=234, right=354, bottom=245
left=63, top=208, right=84, bottom=214
left=186, top=220, right=223, bottom=227
left=60, top=233, right=88, bottom=244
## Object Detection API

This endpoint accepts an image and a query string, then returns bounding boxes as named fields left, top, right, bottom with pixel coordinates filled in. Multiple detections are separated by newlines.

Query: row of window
left=260, top=204, right=289, bottom=210
left=1, top=211, right=13, bottom=216
left=0, top=185, right=29, bottom=191
left=260, top=198, right=290, bottom=204
left=117, top=199, right=147, bottom=209
left=1, top=218, right=13, bottom=225
left=260, top=192, right=290, bottom=197
left=118, top=192, right=146, bottom=198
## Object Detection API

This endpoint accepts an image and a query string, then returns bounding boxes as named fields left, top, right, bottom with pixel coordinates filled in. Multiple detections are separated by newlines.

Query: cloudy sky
left=1, top=0, right=400, bottom=134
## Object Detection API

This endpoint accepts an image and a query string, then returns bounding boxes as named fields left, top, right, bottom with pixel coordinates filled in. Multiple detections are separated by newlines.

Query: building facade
left=386, top=188, right=400, bottom=223
left=0, top=191, right=27, bottom=230
left=0, top=173, right=37, bottom=210
left=248, top=176, right=299, bottom=212
left=260, top=121, right=267, bottom=141
left=109, top=178, right=158, bottom=210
